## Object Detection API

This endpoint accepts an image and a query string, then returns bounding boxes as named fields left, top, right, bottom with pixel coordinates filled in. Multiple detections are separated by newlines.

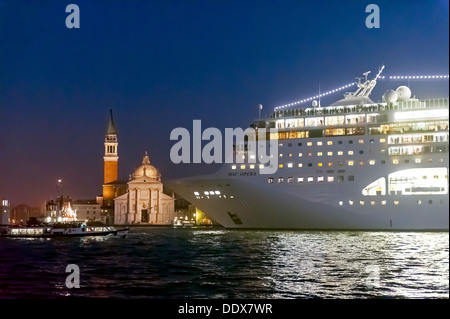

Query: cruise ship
left=168, top=66, right=449, bottom=230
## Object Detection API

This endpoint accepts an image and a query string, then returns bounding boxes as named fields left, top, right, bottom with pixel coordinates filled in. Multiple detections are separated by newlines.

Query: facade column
left=135, top=188, right=139, bottom=223
left=147, top=187, right=153, bottom=224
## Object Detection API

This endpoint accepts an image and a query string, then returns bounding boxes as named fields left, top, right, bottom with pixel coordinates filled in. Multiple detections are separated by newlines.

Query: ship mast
left=347, top=65, right=385, bottom=98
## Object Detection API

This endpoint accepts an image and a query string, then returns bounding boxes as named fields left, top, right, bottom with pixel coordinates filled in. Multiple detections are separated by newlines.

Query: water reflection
left=0, top=228, right=448, bottom=298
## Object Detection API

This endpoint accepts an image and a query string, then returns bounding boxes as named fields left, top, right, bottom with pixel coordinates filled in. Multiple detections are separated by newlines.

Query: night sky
left=0, top=0, right=448, bottom=208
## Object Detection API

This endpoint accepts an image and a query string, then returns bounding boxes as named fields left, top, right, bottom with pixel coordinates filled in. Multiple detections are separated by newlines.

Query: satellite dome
left=383, top=89, right=398, bottom=103
left=396, top=86, right=411, bottom=101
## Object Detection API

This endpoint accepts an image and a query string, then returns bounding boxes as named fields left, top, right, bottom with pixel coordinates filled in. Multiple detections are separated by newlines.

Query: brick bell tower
left=101, top=110, right=127, bottom=224
left=104, top=109, right=118, bottom=185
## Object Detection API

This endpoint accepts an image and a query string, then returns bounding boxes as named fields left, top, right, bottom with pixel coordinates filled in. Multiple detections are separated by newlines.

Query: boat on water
left=0, top=221, right=129, bottom=238
left=168, top=66, right=449, bottom=230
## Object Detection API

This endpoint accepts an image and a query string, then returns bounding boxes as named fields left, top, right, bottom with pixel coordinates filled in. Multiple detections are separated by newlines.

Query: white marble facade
left=114, top=153, right=175, bottom=225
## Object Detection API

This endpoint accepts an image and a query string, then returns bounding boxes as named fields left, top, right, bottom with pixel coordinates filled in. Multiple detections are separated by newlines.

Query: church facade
left=114, top=153, right=175, bottom=225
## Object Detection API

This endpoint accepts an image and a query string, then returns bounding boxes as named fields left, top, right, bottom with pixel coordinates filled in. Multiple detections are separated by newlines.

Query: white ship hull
left=168, top=172, right=449, bottom=230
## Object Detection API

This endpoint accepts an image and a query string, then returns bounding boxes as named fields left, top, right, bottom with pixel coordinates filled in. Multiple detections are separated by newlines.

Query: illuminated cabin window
left=338, top=151, right=343, bottom=156
left=318, top=163, right=323, bottom=167
left=381, top=200, right=386, bottom=205
left=259, top=164, right=264, bottom=169
left=369, top=160, right=375, bottom=165
left=360, top=201, right=364, bottom=206
left=318, top=176, right=324, bottom=182
left=328, top=162, right=333, bottom=167
left=308, top=152, right=313, bottom=157
left=348, top=151, right=354, bottom=155
left=388, top=167, right=448, bottom=195
left=327, top=152, right=333, bottom=156
left=359, top=139, right=364, bottom=144
left=249, top=165, right=255, bottom=169
left=359, top=161, right=365, bottom=166
left=289, top=153, right=293, bottom=157
left=380, top=138, right=386, bottom=143
left=279, top=153, right=283, bottom=158
left=194, top=192, right=200, bottom=196
left=298, top=163, right=303, bottom=167
left=362, top=177, right=386, bottom=196
left=299, top=153, right=303, bottom=157
left=287, top=177, right=294, bottom=183
left=317, top=152, right=323, bottom=156
left=204, top=191, right=209, bottom=195
left=279, top=143, right=283, bottom=147
left=232, top=165, right=237, bottom=170
left=394, top=200, right=399, bottom=205
left=349, top=200, right=354, bottom=205
left=305, top=117, right=324, bottom=127
left=326, top=128, right=346, bottom=136
left=327, top=141, right=333, bottom=145
left=370, top=201, right=375, bottom=206
left=241, top=165, right=246, bottom=169
left=278, top=177, right=284, bottom=183
left=307, top=142, right=312, bottom=146
left=325, top=116, right=345, bottom=126
left=287, top=163, right=293, bottom=168
left=307, top=177, right=314, bottom=182
left=328, top=176, right=334, bottom=182
left=348, top=161, right=354, bottom=166
left=339, top=201, right=343, bottom=206
left=417, top=199, right=422, bottom=205
left=279, top=164, right=283, bottom=168
left=317, top=141, right=323, bottom=146
left=249, top=154, right=256, bottom=160
left=393, top=159, right=399, bottom=164
left=298, top=177, right=304, bottom=183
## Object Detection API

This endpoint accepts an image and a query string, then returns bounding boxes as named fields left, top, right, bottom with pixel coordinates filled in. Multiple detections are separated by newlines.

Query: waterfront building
left=9, top=204, right=41, bottom=224
left=72, top=198, right=102, bottom=222
left=1, top=199, right=11, bottom=225
left=114, top=152, right=175, bottom=225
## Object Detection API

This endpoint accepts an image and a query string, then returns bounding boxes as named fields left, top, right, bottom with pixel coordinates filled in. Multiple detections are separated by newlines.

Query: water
left=0, top=227, right=448, bottom=299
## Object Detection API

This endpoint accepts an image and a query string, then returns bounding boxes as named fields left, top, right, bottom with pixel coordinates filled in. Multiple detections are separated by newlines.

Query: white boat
left=0, top=221, right=129, bottom=238
left=168, top=66, right=449, bottom=230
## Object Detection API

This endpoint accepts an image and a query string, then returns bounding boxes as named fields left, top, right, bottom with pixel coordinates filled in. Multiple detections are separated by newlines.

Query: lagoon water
left=0, top=227, right=448, bottom=298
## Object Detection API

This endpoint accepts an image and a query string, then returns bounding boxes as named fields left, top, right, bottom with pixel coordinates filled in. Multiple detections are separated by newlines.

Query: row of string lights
left=274, top=74, right=449, bottom=111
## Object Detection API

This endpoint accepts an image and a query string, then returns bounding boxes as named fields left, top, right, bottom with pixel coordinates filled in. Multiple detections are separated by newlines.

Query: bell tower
left=104, top=109, right=118, bottom=184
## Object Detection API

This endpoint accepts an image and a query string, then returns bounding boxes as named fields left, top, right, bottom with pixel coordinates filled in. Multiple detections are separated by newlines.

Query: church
left=101, top=110, right=175, bottom=225
left=114, top=152, right=175, bottom=225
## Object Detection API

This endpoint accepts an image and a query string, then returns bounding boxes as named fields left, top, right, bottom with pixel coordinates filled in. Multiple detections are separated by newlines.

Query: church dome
left=133, top=152, right=159, bottom=180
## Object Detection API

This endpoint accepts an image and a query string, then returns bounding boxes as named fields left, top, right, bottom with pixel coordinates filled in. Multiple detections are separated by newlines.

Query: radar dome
left=396, top=86, right=411, bottom=101
left=383, top=90, right=398, bottom=103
